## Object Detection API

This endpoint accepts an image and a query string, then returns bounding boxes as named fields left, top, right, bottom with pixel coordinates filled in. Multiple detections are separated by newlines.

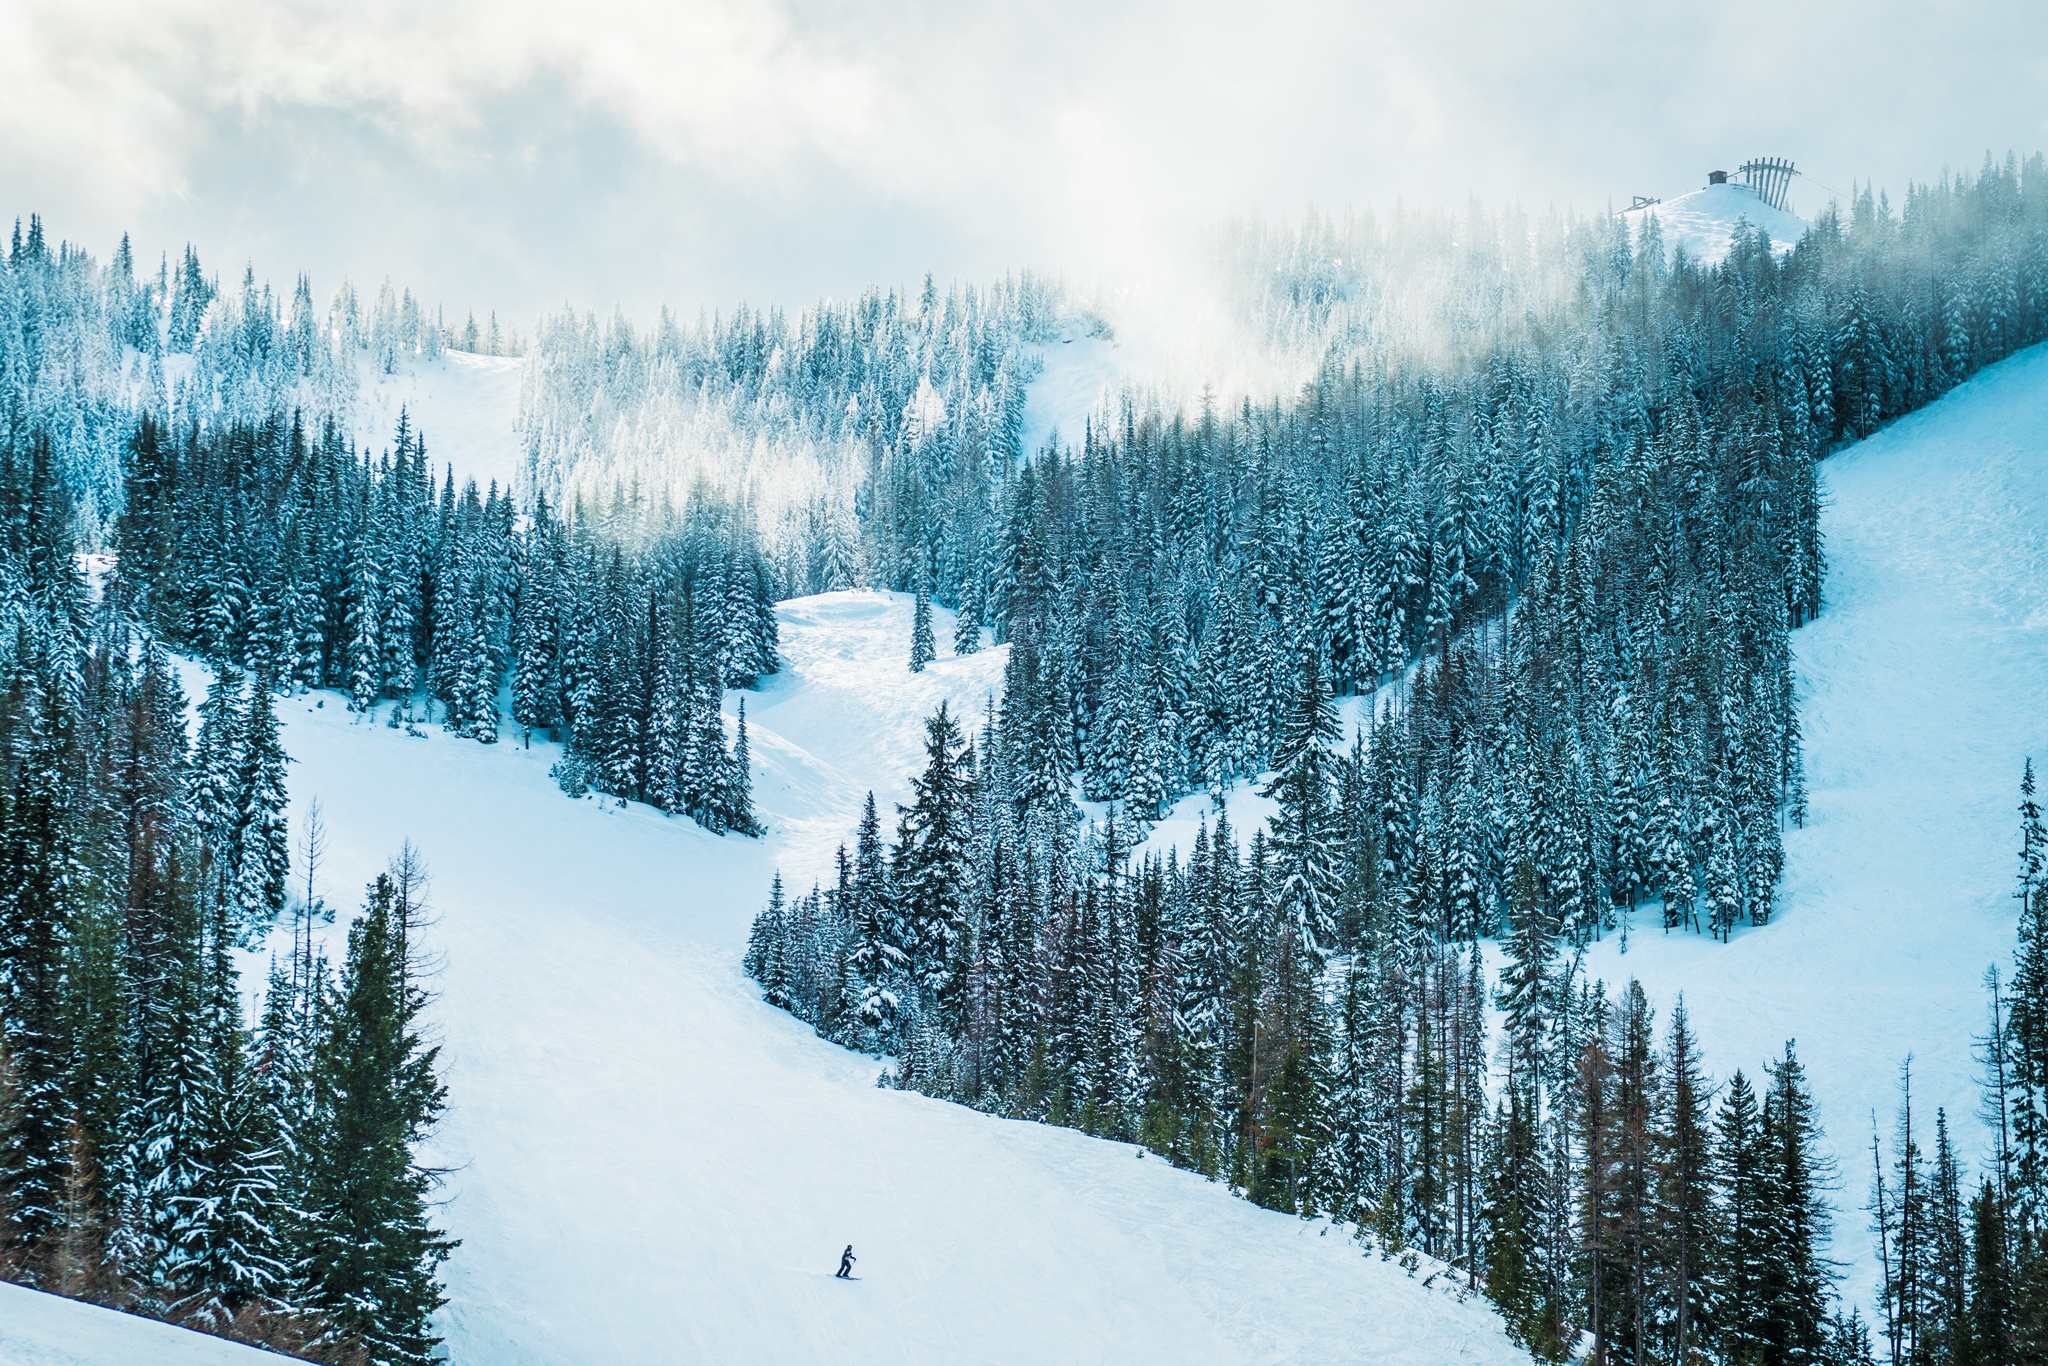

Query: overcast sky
left=3, top=0, right=2044, bottom=324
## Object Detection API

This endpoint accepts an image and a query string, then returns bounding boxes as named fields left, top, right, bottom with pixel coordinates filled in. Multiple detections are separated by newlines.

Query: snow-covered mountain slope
left=1620, top=181, right=1809, bottom=264
left=0, top=1282, right=282, bottom=1365
left=266, top=590, right=1522, bottom=1365
left=349, top=325, right=1106, bottom=490
left=1021, top=321, right=1123, bottom=457
left=1578, top=343, right=2048, bottom=1303
left=354, top=351, right=526, bottom=492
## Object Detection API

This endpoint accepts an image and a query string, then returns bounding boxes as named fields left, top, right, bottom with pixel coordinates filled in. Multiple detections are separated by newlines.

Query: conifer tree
left=1969, top=1181, right=2014, bottom=1365
left=1760, top=1042, right=1832, bottom=1365
left=895, top=706, right=974, bottom=1026
left=1262, top=652, right=1342, bottom=960
left=166, top=909, right=286, bottom=1329
left=298, top=873, right=454, bottom=1366
left=230, top=679, right=290, bottom=944
left=910, top=565, right=937, bottom=673
left=1483, top=1082, right=1555, bottom=1355
left=1661, top=997, right=1714, bottom=1366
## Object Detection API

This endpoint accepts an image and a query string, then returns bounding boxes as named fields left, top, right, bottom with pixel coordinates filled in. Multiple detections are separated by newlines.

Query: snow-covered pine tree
left=720, top=697, right=759, bottom=836
left=838, top=793, right=906, bottom=1049
left=343, top=514, right=383, bottom=714
left=189, top=667, right=244, bottom=887
left=642, top=606, right=685, bottom=815
left=1261, top=651, right=1342, bottom=961
left=230, top=679, right=290, bottom=944
left=164, top=909, right=287, bottom=1329
left=298, top=873, right=454, bottom=1366
left=894, top=705, right=974, bottom=1027
left=909, top=563, right=937, bottom=673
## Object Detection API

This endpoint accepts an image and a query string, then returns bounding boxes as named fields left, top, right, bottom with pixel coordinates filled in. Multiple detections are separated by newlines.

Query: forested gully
left=748, top=159, right=2048, bottom=1363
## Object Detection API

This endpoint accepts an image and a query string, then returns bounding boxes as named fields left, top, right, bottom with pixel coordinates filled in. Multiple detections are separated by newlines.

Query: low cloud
left=3, top=0, right=2043, bottom=320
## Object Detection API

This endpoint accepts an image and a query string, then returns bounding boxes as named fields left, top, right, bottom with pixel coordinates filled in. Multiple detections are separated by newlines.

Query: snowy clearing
left=1020, top=321, right=1123, bottom=458
left=354, top=350, right=526, bottom=493
left=260, top=589, right=1521, bottom=1365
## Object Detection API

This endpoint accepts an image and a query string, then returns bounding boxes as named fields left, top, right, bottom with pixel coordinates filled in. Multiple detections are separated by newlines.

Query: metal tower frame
left=1738, top=157, right=1796, bottom=212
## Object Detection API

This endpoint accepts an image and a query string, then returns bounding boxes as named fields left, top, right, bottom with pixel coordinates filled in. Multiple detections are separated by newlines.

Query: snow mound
left=1621, top=181, right=1809, bottom=265
left=0, top=1282, right=282, bottom=1365
left=265, top=590, right=1520, bottom=1365
left=1578, top=342, right=2048, bottom=1310
left=354, top=351, right=526, bottom=493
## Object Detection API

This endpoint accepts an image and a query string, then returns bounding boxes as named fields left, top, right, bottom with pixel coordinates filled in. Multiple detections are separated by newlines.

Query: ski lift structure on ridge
left=1736, top=157, right=1797, bottom=211
left=1622, top=156, right=1800, bottom=219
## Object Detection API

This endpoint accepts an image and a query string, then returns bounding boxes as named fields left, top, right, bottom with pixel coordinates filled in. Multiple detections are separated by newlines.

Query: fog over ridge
left=2, top=0, right=2041, bottom=324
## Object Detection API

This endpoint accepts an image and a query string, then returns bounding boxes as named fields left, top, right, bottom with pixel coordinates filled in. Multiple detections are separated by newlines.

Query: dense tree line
left=964, top=161, right=2047, bottom=958
left=1862, top=761, right=2048, bottom=1365
left=516, top=272, right=1062, bottom=597
left=0, top=433, right=452, bottom=1362
left=112, top=411, right=775, bottom=831
left=0, top=213, right=513, bottom=539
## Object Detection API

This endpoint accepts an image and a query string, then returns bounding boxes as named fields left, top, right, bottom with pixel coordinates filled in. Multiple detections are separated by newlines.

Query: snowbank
left=0, top=1282, right=283, bottom=1365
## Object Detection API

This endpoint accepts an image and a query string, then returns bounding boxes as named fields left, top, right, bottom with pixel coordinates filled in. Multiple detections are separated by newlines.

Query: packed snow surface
left=1578, top=344, right=2048, bottom=1306
left=0, top=1281, right=283, bottom=1365
left=1620, top=181, right=1809, bottom=265
left=354, top=351, right=526, bottom=493
left=260, top=590, right=1520, bottom=1364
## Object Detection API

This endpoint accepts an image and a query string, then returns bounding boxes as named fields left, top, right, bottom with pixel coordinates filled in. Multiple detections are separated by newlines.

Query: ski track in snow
left=245, top=588, right=1521, bottom=1365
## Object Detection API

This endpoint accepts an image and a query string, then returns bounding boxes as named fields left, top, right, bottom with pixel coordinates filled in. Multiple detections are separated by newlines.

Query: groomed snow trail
left=275, top=591, right=1522, bottom=1365
left=1576, top=343, right=2048, bottom=1306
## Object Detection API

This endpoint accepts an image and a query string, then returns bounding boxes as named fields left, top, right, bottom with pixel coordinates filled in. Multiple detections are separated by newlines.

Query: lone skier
left=836, top=1245, right=857, bottom=1279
